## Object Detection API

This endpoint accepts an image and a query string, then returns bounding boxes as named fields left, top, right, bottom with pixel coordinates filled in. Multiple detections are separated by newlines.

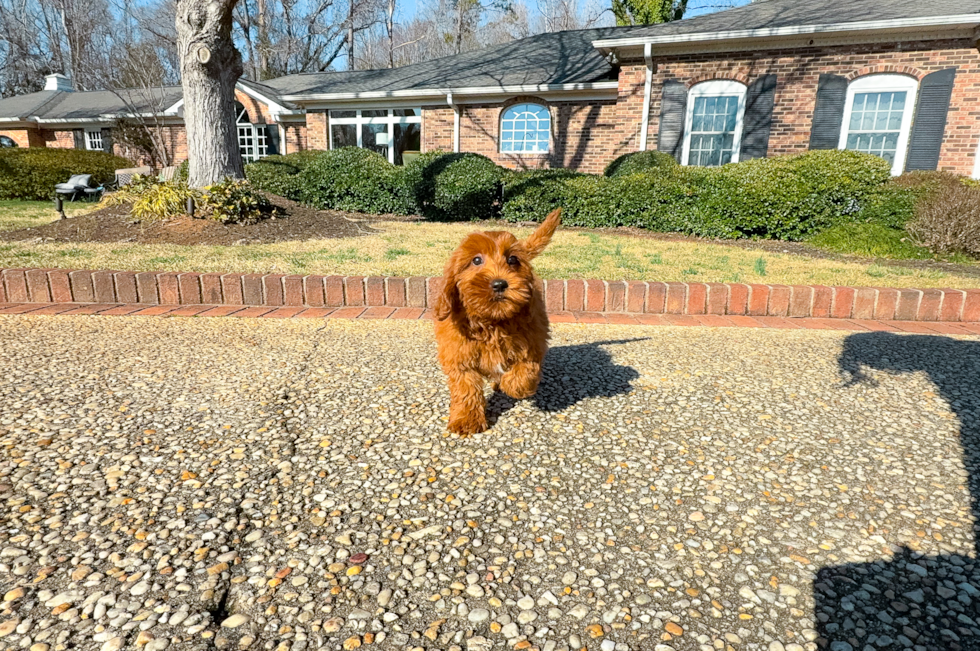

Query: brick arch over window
left=846, top=65, right=925, bottom=82
left=685, top=72, right=752, bottom=88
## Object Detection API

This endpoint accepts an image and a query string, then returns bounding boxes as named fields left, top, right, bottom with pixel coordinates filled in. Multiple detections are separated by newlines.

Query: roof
left=0, top=91, right=62, bottom=120
left=0, top=87, right=183, bottom=122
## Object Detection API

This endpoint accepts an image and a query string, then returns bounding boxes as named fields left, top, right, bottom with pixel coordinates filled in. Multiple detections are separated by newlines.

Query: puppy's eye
left=472, top=256, right=483, bottom=266
left=507, top=255, right=519, bottom=266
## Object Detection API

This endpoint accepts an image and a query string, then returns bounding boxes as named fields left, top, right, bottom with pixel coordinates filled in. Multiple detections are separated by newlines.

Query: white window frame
left=500, top=103, right=551, bottom=154
left=85, top=129, right=103, bottom=151
left=838, top=74, right=918, bottom=176
left=328, top=108, right=422, bottom=164
left=681, top=80, right=747, bottom=167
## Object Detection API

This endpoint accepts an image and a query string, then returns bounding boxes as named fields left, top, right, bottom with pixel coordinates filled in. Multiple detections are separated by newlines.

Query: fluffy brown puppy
left=434, top=208, right=562, bottom=435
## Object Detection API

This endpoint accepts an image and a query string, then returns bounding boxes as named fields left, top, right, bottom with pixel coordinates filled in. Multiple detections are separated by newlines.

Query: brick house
left=3, top=0, right=980, bottom=176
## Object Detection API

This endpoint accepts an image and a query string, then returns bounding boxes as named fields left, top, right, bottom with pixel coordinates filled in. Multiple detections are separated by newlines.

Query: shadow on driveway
left=818, top=333, right=980, bottom=649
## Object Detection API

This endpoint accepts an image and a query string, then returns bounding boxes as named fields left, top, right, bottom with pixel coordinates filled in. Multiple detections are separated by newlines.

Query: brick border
left=1, top=268, right=978, bottom=323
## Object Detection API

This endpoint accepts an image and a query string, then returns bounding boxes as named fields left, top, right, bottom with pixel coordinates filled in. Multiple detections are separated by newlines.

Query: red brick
left=390, top=307, right=424, bottom=319
left=69, top=270, right=94, bottom=303
left=48, top=270, right=72, bottom=303
left=157, top=273, right=180, bottom=305
left=725, top=315, right=765, bottom=328
left=220, top=274, right=244, bottom=305
left=31, top=303, right=86, bottom=315
left=129, top=305, right=180, bottom=317
left=584, top=280, right=605, bottom=312
left=754, top=316, right=805, bottom=329
left=2, top=269, right=28, bottom=303
left=847, top=319, right=900, bottom=332
left=362, top=307, right=395, bottom=319
left=24, top=269, right=50, bottom=302
left=114, top=272, right=138, bottom=304
left=543, top=279, right=563, bottom=313
left=768, top=285, right=790, bottom=317
left=262, top=275, right=284, bottom=306
left=386, top=278, right=407, bottom=307
left=665, top=283, right=686, bottom=314
left=345, top=276, right=365, bottom=306
left=548, top=312, right=576, bottom=323
left=0, top=303, right=45, bottom=314
left=962, top=290, right=980, bottom=322
left=747, top=285, right=770, bottom=316
left=407, top=277, right=427, bottom=308
left=283, top=276, right=304, bottom=306
left=939, top=289, right=965, bottom=322
left=90, top=271, right=115, bottom=303
left=365, top=277, right=385, bottom=306
left=60, top=303, right=116, bottom=315
left=200, top=273, right=222, bottom=304
left=426, top=277, right=444, bottom=311
left=136, top=272, right=159, bottom=304
left=229, top=306, right=274, bottom=318
left=789, top=286, right=812, bottom=318
left=811, top=286, right=832, bottom=318
left=576, top=313, right=607, bottom=324
left=626, top=281, right=646, bottom=313
left=168, top=305, right=213, bottom=317
left=727, top=284, right=749, bottom=315
left=566, top=279, right=585, bottom=312
left=704, top=283, right=728, bottom=315
left=917, top=289, right=943, bottom=321
left=292, top=308, right=335, bottom=319
left=197, top=305, right=246, bottom=317
left=606, top=281, right=626, bottom=312
left=895, top=289, right=922, bottom=321
left=606, top=313, right=639, bottom=325
left=324, top=276, right=345, bottom=306
left=175, top=273, right=200, bottom=305
left=646, top=282, right=666, bottom=313
left=662, top=314, right=701, bottom=326
left=303, top=276, right=326, bottom=307
left=241, top=274, right=263, bottom=305
left=330, top=307, right=366, bottom=319
left=831, top=287, right=855, bottom=319
left=635, top=314, right=668, bottom=326
left=873, top=288, right=899, bottom=321
left=686, top=283, right=707, bottom=315
left=259, top=307, right=306, bottom=318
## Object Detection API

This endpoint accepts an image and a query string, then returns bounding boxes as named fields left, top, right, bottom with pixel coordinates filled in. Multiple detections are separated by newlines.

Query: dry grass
left=0, top=200, right=94, bottom=232
left=0, top=213, right=977, bottom=288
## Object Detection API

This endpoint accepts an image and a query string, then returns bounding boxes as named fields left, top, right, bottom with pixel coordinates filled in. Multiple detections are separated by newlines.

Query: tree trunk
left=176, top=0, right=244, bottom=187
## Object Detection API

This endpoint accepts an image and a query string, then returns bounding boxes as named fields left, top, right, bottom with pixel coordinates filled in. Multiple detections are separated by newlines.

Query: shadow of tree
left=820, top=332, right=980, bottom=650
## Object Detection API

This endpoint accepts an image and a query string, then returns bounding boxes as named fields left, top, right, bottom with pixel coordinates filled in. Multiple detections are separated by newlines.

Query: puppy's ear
left=435, top=253, right=462, bottom=321
left=522, top=208, right=561, bottom=259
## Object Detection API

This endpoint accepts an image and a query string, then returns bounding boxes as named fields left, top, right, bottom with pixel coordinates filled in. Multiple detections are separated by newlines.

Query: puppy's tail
left=523, top=208, right=561, bottom=259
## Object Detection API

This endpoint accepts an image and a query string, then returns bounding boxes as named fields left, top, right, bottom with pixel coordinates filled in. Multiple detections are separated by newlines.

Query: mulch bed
left=0, top=194, right=417, bottom=246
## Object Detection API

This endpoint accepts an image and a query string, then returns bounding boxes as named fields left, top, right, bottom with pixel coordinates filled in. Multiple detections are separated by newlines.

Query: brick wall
left=282, top=124, right=308, bottom=153
left=0, top=128, right=45, bottom=148
left=307, top=111, right=328, bottom=150
left=235, top=89, right=276, bottom=125
left=39, top=130, right=76, bottom=149
left=640, top=38, right=980, bottom=174
left=422, top=106, right=454, bottom=152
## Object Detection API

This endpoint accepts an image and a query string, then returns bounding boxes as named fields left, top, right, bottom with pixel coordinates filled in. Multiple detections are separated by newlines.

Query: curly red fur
left=434, top=209, right=561, bottom=435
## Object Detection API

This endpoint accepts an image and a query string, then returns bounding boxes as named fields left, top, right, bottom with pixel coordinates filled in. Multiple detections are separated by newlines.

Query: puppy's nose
left=491, top=279, right=508, bottom=293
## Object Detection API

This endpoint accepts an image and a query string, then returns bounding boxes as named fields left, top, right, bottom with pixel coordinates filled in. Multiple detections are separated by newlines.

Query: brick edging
left=2, top=268, right=979, bottom=322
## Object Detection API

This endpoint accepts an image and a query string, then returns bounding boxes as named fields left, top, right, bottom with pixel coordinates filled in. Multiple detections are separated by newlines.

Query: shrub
left=604, top=150, right=677, bottom=178
left=403, top=151, right=504, bottom=220
left=131, top=180, right=199, bottom=223
left=244, top=152, right=323, bottom=199
left=298, top=147, right=411, bottom=214
left=200, top=178, right=276, bottom=225
left=0, top=148, right=132, bottom=200
left=175, top=159, right=189, bottom=183
left=906, top=181, right=980, bottom=257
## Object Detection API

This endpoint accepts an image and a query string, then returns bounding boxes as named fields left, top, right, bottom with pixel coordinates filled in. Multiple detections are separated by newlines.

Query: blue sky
left=392, top=0, right=751, bottom=23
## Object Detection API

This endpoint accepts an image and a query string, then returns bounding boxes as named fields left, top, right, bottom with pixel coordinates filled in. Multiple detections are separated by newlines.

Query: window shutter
left=906, top=68, right=956, bottom=172
left=657, top=80, right=687, bottom=161
left=741, top=74, right=777, bottom=161
left=265, top=124, right=281, bottom=155
left=101, top=127, right=113, bottom=154
left=808, top=74, right=848, bottom=150
left=73, top=129, right=85, bottom=149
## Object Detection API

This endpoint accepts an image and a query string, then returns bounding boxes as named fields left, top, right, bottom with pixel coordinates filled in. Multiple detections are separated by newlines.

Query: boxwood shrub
left=245, top=151, right=327, bottom=199
left=603, top=150, right=677, bottom=178
left=403, top=151, right=504, bottom=220
left=298, top=147, right=412, bottom=214
left=0, top=148, right=132, bottom=200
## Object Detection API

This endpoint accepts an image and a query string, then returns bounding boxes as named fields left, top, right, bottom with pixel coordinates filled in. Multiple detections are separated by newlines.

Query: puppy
left=434, top=209, right=562, bottom=435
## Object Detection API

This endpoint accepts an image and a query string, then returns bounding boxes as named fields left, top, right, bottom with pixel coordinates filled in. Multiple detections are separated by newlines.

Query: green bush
left=130, top=180, right=200, bottom=223
left=298, top=147, right=411, bottom=214
left=402, top=151, right=504, bottom=220
left=201, top=178, right=276, bottom=225
left=175, top=159, right=189, bottom=183
left=604, top=150, right=677, bottom=178
left=0, top=148, right=132, bottom=200
left=245, top=151, right=330, bottom=200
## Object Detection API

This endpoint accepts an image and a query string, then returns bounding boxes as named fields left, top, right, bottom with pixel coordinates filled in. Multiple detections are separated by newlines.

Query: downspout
left=639, top=42, right=653, bottom=152
left=447, top=92, right=460, bottom=153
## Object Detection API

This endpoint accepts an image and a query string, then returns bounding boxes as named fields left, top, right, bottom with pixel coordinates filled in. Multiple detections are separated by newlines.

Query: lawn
left=0, top=200, right=95, bottom=231
left=1, top=200, right=978, bottom=289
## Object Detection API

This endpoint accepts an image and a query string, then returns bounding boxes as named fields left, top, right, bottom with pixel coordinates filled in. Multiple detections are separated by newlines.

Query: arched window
left=235, top=101, right=267, bottom=163
left=235, top=102, right=251, bottom=124
left=682, top=80, right=747, bottom=167
left=500, top=103, right=550, bottom=153
left=839, top=74, right=918, bottom=175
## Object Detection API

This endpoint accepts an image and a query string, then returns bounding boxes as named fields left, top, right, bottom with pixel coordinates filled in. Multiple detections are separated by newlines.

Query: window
left=328, top=108, right=422, bottom=165
left=682, top=80, right=746, bottom=167
left=86, top=130, right=103, bottom=151
left=235, top=101, right=268, bottom=163
left=500, top=103, right=550, bottom=153
left=839, top=75, right=918, bottom=176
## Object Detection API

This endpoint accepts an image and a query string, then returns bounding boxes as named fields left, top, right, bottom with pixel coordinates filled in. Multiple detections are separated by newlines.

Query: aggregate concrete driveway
left=1, top=316, right=979, bottom=651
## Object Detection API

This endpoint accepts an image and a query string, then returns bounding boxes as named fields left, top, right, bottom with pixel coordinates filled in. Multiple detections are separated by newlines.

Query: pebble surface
left=0, top=316, right=979, bottom=651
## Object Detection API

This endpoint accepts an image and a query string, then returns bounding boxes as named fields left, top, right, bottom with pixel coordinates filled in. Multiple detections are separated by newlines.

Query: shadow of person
left=817, top=332, right=980, bottom=650
left=485, top=339, right=645, bottom=425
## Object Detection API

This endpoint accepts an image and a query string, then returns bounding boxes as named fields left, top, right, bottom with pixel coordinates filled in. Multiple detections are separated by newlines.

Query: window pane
left=844, top=90, right=907, bottom=168
left=393, top=108, right=421, bottom=117
left=500, top=103, right=550, bottom=153
left=688, top=94, right=739, bottom=167
left=361, top=123, right=389, bottom=158
left=330, top=110, right=356, bottom=119
left=362, top=109, right=388, bottom=118
left=393, top=123, right=420, bottom=165
left=331, top=124, right=356, bottom=148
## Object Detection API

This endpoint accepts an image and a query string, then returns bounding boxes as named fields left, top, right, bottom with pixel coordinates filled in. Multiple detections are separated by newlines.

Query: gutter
left=447, top=92, right=460, bottom=153
left=639, top=43, right=653, bottom=152
left=592, top=13, right=980, bottom=50
left=281, top=81, right=619, bottom=103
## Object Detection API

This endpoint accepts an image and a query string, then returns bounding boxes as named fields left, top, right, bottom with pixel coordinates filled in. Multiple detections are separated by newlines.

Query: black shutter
left=101, top=127, right=113, bottom=154
left=265, top=124, right=281, bottom=155
left=72, top=129, right=85, bottom=149
left=906, top=68, right=956, bottom=172
left=809, top=74, right=848, bottom=150
left=741, top=74, right=777, bottom=160
left=657, top=80, right=687, bottom=161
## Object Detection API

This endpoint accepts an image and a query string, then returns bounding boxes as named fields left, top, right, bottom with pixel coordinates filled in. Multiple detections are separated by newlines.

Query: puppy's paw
left=499, top=372, right=539, bottom=400
left=448, top=413, right=488, bottom=436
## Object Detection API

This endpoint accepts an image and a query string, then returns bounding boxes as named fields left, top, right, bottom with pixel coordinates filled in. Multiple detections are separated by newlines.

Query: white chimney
left=44, top=74, right=73, bottom=92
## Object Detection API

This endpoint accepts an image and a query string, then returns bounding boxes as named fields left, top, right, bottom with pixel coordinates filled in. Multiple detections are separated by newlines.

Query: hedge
left=297, top=147, right=412, bottom=214
left=245, top=151, right=326, bottom=200
left=0, top=148, right=132, bottom=200
left=403, top=151, right=504, bottom=220
left=604, top=150, right=677, bottom=178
